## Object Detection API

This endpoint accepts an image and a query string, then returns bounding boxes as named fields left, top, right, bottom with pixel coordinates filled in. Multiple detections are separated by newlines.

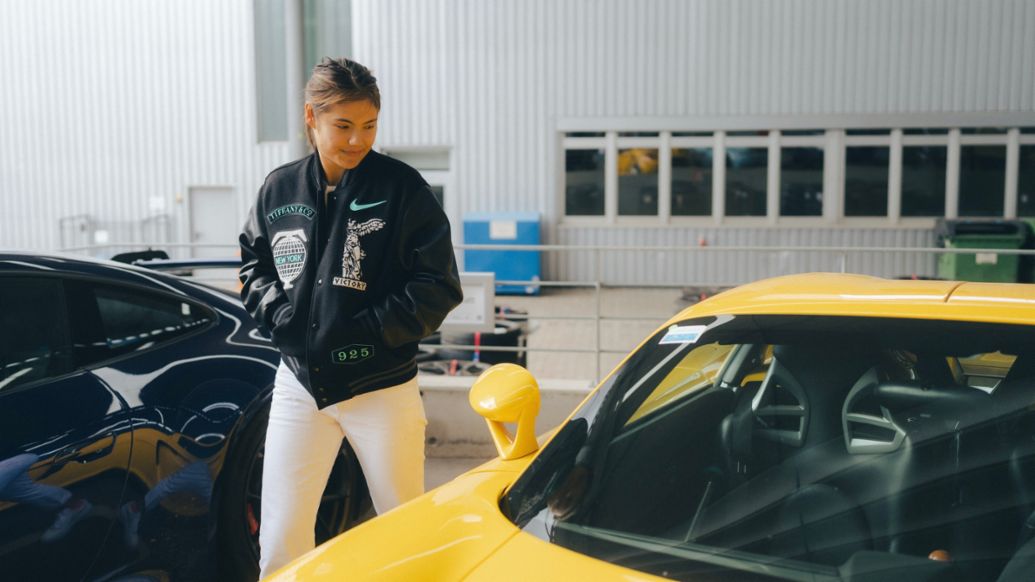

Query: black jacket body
left=239, top=151, right=463, bottom=407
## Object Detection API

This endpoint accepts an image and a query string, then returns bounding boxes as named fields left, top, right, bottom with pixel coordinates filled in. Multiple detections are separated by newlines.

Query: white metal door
left=419, top=169, right=460, bottom=268
left=187, top=187, right=238, bottom=258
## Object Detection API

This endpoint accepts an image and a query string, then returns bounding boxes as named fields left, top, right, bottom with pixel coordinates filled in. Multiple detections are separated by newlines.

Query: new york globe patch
left=270, top=229, right=308, bottom=290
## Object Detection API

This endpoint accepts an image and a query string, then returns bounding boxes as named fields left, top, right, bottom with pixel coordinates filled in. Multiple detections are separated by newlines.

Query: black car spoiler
left=132, top=258, right=242, bottom=271
left=110, top=249, right=242, bottom=271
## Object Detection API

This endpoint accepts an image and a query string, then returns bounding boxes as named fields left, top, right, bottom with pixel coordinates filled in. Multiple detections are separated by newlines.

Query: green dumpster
left=935, top=219, right=1028, bottom=283
left=1020, top=218, right=1035, bottom=283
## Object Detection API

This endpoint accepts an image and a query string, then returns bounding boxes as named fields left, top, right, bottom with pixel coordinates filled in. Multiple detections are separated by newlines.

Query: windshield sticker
left=659, top=324, right=707, bottom=345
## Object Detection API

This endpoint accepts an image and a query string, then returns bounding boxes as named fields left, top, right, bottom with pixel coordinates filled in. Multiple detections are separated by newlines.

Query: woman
left=239, top=57, right=463, bottom=578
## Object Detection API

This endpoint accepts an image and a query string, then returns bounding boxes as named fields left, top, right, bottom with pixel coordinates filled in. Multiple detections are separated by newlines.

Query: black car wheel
left=217, top=402, right=369, bottom=581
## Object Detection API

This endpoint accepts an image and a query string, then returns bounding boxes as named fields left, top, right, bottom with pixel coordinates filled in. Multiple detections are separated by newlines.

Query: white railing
left=58, top=242, right=1035, bottom=383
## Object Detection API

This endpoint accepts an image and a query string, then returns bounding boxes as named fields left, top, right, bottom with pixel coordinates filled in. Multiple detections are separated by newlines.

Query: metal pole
left=594, top=249, right=602, bottom=383
left=285, top=0, right=307, bottom=160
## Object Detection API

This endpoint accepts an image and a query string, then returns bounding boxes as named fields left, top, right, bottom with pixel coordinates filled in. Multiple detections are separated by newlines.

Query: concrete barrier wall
left=420, top=374, right=593, bottom=458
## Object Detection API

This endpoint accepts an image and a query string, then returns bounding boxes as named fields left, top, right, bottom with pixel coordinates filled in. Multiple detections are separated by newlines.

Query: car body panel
left=0, top=252, right=281, bottom=580
left=0, top=368, right=133, bottom=580
left=269, top=273, right=1035, bottom=581
left=464, top=529, right=668, bottom=582
left=268, top=468, right=526, bottom=580
left=672, top=274, right=1035, bottom=326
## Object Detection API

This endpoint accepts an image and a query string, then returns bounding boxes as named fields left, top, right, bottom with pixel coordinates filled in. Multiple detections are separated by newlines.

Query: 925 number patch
left=331, top=344, right=374, bottom=365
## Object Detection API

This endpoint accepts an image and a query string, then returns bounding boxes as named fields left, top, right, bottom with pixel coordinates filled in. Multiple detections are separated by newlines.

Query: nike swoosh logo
left=350, top=199, right=387, bottom=211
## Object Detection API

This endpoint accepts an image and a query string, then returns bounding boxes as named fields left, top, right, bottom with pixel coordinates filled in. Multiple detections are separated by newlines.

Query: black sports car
left=0, top=252, right=366, bottom=581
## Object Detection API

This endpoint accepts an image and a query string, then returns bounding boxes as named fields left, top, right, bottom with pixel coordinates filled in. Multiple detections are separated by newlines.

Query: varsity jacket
left=239, top=150, right=463, bottom=407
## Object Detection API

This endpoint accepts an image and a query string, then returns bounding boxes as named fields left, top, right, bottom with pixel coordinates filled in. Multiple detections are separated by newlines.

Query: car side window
left=87, top=284, right=214, bottom=361
left=622, top=342, right=736, bottom=427
left=0, top=277, right=75, bottom=390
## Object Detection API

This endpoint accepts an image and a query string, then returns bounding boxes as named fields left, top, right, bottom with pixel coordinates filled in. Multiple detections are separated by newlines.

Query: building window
left=844, top=147, right=889, bottom=217
left=672, top=148, right=712, bottom=216
left=725, top=148, right=768, bottom=217
left=780, top=147, right=824, bottom=216
left=565, top=149, right=606, bottom=216
left=303, top=0, right=352, bottom=74
left=90, top=284, right=214, bottom=359
left=429, top=186, right=444, bottom=207
left=1020, top=146, right=1035, bottom=217
left=560, top=125, right=1024, bottom=224
left=618, top=148, right=659, bottom=216
left=959, top=146, right=1006, bottom=217
left=254, top=0, right=288, bottom=142
left=254, top=0, right=352, bottom=142
left=903, top=128, right=950, bottom=135
left=0, top=277, right=73, bottom=390
left=901, top=146, right=947, bottom=217
left=383, top=148, right=450, bottom=209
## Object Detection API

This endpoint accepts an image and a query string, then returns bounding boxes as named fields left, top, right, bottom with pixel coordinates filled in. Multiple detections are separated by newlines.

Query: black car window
left=504, top=315, right=1035, bottom=581
left=0, top=277, right=74, bottom=390
left=87, top=284, right=214, bottom=361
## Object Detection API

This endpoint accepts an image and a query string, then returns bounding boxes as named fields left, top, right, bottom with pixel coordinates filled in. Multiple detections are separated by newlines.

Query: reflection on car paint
left=0, top=253, right=281, bottom=580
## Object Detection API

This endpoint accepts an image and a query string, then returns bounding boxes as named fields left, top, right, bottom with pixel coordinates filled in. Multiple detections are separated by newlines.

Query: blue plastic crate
left=463, top=212, right=540, bottom=295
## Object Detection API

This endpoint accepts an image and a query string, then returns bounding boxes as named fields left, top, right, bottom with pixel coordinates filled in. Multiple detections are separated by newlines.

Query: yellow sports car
left=269, top=274, right=1035, bottom=581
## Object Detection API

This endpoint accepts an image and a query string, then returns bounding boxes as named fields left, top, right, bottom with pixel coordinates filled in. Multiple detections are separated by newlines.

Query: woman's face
left=305, top=99, right=379, bottom=175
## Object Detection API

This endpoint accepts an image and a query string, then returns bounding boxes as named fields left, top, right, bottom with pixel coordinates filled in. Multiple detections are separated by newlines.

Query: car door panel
left=0, top=275, right=134, bottom=581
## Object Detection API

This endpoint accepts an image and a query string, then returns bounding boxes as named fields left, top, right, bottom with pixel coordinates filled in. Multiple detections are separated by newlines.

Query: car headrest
left=756, top=345, right=881, bottom=449
left=842, top=368, right=907, bottom=455
left=875, top=381, right=989, bottom=414
left=1004, top=355, right=1035, bottom=384
left=993, top=355, right=1035, bottom=417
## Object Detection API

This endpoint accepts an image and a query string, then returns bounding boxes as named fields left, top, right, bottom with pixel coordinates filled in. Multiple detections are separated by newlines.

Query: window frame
left=0, top=275, right=76, bottom=393
left=560, top=119, right=1035, bottom=227
left=561, top=137, right=609, bottom=221
left=669, top=134, right=715, bottom=220
left=615, top=134, right=663, bottom=219
left=842, top=132, right=893, bottom=220
left=0, top=272, right=220, bottom=378
left=504, top=313, right=1035, bottom=580
left=252, top=0, right=353, bottom=143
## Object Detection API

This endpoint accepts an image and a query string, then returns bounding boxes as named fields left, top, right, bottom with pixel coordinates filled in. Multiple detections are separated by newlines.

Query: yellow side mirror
left=469, top=364, right=541, bottom=460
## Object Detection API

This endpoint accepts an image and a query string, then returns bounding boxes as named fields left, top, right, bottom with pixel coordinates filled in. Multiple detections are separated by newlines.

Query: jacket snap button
left=317, top=279, right=323, bottom=285
left=312, top=322, right=318, bottom=329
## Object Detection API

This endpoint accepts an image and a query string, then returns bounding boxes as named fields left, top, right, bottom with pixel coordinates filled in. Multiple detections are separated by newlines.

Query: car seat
left=702, top=345, right=878, bottom=564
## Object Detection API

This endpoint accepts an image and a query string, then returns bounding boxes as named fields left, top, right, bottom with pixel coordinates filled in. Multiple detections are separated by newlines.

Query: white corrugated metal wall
left=2, top=1, right=1033, bottom=284
left=0, top=0, right=291, bottom=253
left=552, top=226, right=937, bottom=285
left=352, top=0, right=1035, bottom=284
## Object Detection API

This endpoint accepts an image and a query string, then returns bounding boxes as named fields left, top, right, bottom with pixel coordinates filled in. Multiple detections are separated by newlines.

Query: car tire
left=216, top=400, right=369, bottom=581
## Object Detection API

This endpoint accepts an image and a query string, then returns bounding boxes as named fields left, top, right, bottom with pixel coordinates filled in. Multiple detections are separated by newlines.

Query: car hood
left=463, top=526, right=668, bottom=581
left=267, top=455, right=671, bottom=581
left=266, top=461, right=526, bottom=580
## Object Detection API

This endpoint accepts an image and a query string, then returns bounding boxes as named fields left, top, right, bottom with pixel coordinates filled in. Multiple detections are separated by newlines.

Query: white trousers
left=258, top=362, right=427, bottom=579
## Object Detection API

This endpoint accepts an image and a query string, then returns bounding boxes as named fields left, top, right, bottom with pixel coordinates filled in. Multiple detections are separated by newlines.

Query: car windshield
left=502, top=314, right=1035, bottom=582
